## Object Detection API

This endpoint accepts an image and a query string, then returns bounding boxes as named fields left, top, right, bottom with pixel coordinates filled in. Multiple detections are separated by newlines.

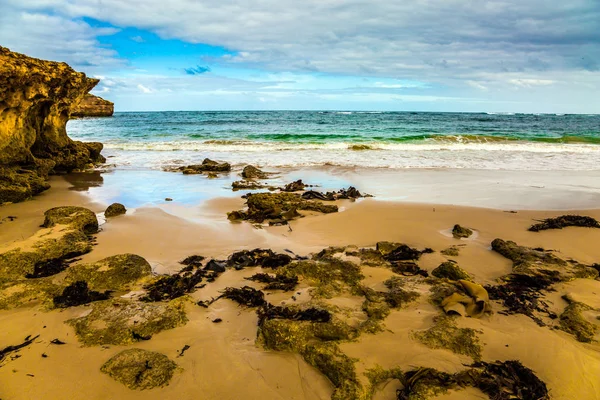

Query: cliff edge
left=71, top=93, right=114, bottom=117
left=0, top=46, right=106, bottom=204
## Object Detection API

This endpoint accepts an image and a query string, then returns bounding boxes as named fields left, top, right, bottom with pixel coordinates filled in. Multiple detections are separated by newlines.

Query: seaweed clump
left=100, top=348, right=178, bottom=390
left=412, top=315, right=482, bottom=360
left=529, top=215, right=600, bottom=232
left=397, top=360, right=549, bottom=400
left=245, top=273, right=299, bottom=291
left=53, top=281, right=110, bottom=308
left=227, top=248, right=292, bottom=269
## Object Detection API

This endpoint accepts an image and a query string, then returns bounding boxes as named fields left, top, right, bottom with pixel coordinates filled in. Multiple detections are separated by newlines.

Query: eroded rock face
left=71, top=94, right=114, bottom=117
left=0, top=46, right=105, bottom=204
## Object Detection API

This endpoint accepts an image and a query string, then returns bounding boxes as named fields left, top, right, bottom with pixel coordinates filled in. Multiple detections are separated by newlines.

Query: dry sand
left=1, top=176, right=600, bottom=399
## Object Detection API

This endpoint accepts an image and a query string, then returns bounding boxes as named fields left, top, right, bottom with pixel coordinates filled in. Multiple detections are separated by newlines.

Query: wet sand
left=1, top=172, right=600, bottom=399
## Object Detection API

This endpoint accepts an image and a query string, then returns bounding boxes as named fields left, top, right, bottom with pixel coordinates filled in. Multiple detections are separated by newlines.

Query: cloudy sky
left=1, top=0, right=599, bottom=112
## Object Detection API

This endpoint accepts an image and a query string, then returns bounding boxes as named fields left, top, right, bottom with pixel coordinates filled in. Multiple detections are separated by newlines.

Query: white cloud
left=137, top=84, right=153, bottom=93
left=508, top=79, right=556, bottom=88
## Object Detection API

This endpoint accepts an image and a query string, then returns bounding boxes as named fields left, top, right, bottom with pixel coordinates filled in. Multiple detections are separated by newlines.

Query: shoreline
left=1, top=172, right=600, bottom=399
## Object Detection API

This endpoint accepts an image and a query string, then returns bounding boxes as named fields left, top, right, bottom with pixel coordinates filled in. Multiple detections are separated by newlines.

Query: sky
left=1, top=0, right=599, bottom=113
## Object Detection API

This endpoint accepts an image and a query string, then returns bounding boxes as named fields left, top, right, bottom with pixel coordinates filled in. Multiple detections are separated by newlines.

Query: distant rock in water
left=71, top=93, right=114, bottom=117
left=0, top=46, right=106, bottom=204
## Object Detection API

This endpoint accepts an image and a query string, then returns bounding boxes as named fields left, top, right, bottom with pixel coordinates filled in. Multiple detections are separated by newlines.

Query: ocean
left=67, top=111, right=600, bottom=171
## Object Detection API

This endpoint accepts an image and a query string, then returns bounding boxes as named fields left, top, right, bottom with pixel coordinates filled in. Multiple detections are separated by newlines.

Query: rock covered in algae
left=440, top=246, right=460, bottom=256
left=431, top=261, right=471, bottom=281
left=491, top=238, right=598, bottom=280
left=42, top=206, right=99, bottom=234
left=65, top=254, right=152, bottom=291
left=241, top=164, right=269, bottom=179
left=0, top=278, right=61, bottom=310
left=559, top=295, right=598, bottom=343
left=0, top=230, right=92, bottom=283
left=67, top=298, right=187, bottom=346
left=104, top=203, right=126, bottom=217
left=227, top=191, right=338, bottom=223
left=100, top=349, right=178, bottom=390
left=452, top=224, right=472, bottom=239
left=277, top=258, right=363, bottom=298
left=412, top=315, right=482, bottom=360
left=175, top=158, right=231, bottom=174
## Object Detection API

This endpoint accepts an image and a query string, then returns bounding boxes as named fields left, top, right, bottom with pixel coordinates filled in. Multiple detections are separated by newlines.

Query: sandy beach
left=1, top=168, right=600, bottom=400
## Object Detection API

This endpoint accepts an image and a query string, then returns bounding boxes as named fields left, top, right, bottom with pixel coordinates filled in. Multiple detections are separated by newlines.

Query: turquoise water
left=67, top=111, right=600, bottom=171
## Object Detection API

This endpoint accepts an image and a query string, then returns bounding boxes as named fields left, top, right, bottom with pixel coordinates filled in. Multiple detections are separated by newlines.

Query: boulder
left=452, top=224, right=473, bottom=239
left=42, top=206, right=99, bottom=234
left=65, top=254, right=152, bottom=291
left=105, top=203, right=126, bottom=217
left=241, top=165, right=268, bottom=179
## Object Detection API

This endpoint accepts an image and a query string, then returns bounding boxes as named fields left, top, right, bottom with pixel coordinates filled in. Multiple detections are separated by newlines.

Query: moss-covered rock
left=440, top=246, right=460, bottom=257
left=100, top=349, right=178, bottom=390
left=431, top=261, right=471, bottom=281
left=559, top=296, right=598, bottom=343
left=0, top=278, right=61, bottom=310
left=67, top=298, right=187, bottom=346
left=105, top=203, right=126, bottom=217
left=229, top=192, right=338, bottom=223
left=412, top=315, right=482, bottom=360
left=452, top=224, right=473, bottom=239
left=42, top=206, right=99, bottom=234
left=0, top=230, right=92, bottom=283
left=65, top=254, right=152, bottom=291
left=277, top=258, right=363, bottom=297
left=491, top=238, right=598, bottom=281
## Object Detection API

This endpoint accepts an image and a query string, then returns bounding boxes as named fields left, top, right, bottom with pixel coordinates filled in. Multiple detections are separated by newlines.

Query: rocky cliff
left=71, top=93, right=114, bottom=117
left=0, top=46, right=105, bottom=204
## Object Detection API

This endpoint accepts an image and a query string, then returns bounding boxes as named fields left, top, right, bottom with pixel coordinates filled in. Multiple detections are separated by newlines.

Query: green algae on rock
left=0, top=230, right=92, bottom=283
left=67, top=298, right=187, bottom=346
left=452, top=224, right=473, bottom=239
left=440, top=246, right=460, bottom=256
left=431, top=261, right=471, bottom=281
left=559, top=295, right=598, bottom=343
left=65, top=254, right=152, bottom=292
left=104, top=203, right=126, bottom=217
left=42, top=206, right=99, bottom=234
left=100, top=349, right=178, bottom=390
left=491, top=238, right=598, bottom=280
left=412, top=315, right=483, bottom=360
left=227, top=191, right=338, bottom=223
